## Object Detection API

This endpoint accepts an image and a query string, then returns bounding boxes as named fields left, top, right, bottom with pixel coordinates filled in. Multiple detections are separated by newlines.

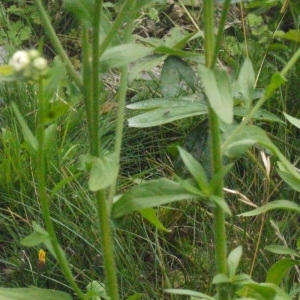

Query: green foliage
left=2, top=0, right=300, bottom=300
left=198, top=65, right=233, bottom=123
left=0, top=287, right=72, bottom=300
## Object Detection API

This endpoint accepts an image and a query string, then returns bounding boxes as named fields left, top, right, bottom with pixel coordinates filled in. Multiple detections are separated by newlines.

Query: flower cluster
left=9, top=50, right=48, bottom=80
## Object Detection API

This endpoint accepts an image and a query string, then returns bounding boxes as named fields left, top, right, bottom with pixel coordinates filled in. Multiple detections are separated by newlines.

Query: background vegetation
left=1, top=0, right=300, bottom=299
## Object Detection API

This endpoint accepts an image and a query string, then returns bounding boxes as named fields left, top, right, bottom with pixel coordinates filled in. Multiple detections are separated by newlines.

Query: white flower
left=10, top=50, right=30, bottom=72
left=33, top=57, right=47, bottom=71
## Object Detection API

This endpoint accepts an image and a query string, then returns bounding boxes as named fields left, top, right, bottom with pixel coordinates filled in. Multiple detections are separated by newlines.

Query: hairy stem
left=203, top=1, right=230, bottom=298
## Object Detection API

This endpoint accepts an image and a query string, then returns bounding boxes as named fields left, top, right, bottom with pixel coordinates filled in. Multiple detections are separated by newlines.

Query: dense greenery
left=1, top=0, right=300, bottom=299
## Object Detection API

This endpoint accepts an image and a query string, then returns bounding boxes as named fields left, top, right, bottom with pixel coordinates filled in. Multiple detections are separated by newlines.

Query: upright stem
left=203, top=1, right=229, bottom=298
left=107, top=9, right=135, bottom=212
left=88, top=1, right=119, bottom=299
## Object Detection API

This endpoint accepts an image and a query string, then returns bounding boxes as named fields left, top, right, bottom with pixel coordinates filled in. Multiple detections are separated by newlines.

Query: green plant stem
left=95, top=190, right=119, bottom=300
left=36, top=81, right=85, bottom=300
left=203, top=1, right=229, bottom=298
left=88, top=1, right=119, bottom=299
left=107, top=13, right=134, bottom=212
left=91, top=0, right=102, bottom=155
left=33, top=0, right=83, bottom=90
left=82, top=25, right=95, bottom=153
left=203, top=1, right=215, bottom=68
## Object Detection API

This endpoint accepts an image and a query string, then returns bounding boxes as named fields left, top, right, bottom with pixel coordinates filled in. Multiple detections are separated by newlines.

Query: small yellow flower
left=37, top=249, right=46, bottom=272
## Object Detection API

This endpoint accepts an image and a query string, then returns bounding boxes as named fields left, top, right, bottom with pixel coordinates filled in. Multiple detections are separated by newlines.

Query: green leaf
left=128, top=54, right=167, bottom=83
left=19, top=222, right=58, bottom=260
left=160, top=56, right=197, bottom=98
left=0, top=287, right=72, bottom=300
left=238, top=282, right=293, bottom=299
left=175, top=177, right=207, bottom=198
left=139, top=208, right=171, bottom=232
left=178, top=146, right=209, bottom=193
left=265, top=245, right=300, bottom=257
left=239, top=200, right=300, bottom=217
left=223, top=125, right=270, bottom=158
left=228, top=246, right=243, bottom=278
left=238, top=57, right=255, bottom=108
left=160, top=56, right=181, bottom=98
left=163, top=27, right=189, bottom=48
left=209, top=195, right=232, bottom=215
left=283, top=112, right=300, bottom=129
left=85, top=153, right=119, bottom=192
left=198, top=65, right=233, bottom=124
left=231, top=273, right=253, bottom=286
left=100, top=43, right=152, bottom=71
left=174, top=31, right=204, bottom=49
left=212, top=274, right=231, bottom=284
left=127, top=105, right=207, bottom=128
left=275, top=30, right=300, bottom=42
left=44, top=102, right=69, bottom=124
left=112, top=178, right=198, bottom=218
left=234, top=108, right=284, bottom=124
left=209, top=163, right=233, bottom=192
left=126, top=293, right=143, bottom=300
left=44, top=124, right=57, bottom=154
left=21, top=222, right=50, bottom=247
left=86, top=281, right=109, bottom=300
left=277, top=168, right=300, bottom=192
left=11, top=102, right=38, bottom=152
left=126, top=98, right=205, bottom=110
left=264, top=72, right=287, bottom=98
left=164, top=289, right=214, bottom=300
left=266, top=258, right=299, bottom=285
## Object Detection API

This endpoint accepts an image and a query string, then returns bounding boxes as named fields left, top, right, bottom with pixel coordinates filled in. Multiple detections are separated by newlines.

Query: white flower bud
left=33, top=57, right=47, bottom=71
left=28, top=49, right=40, bottom=60
left=10, top=50, right=30, bottom=72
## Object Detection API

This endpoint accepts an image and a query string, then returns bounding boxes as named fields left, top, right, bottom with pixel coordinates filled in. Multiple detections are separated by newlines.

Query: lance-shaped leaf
left=160, top=56, right=197, bottom=98
left=112, top=178, right=198, bottom=218
left=275, top=30, right=300, bottom=43
left=235, top=107, right=284, bottom=124
left=283, top=112, right=300, bottom=129
left=266, top=259, right=300, bottom=285
left=265, top=245, right=300, bottom=257
left=227, top=246, right=243, bottom=278
left=0, top=287, right=72, bottom=300
left=198, top=65, right=233, bottom=124
left=100, top=43, right=152, bottom=71
left=126, top=98, right=205, bottom=110
left=21, top=221, right=50, bottom=247
left=11, top=102, right=38, bottom=152
left=239, top=200, right=300, bottom=217
left=81, top=153, right=119, bottom=192
left=238, top=57, right=255, bottom=108
left=177, top=146, right=209, bottom=194
left=139, top=208, right=170, bottom=232
left=164, top=289, right=214, bottom=300
left=127, top=105, right=207, bottom=128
